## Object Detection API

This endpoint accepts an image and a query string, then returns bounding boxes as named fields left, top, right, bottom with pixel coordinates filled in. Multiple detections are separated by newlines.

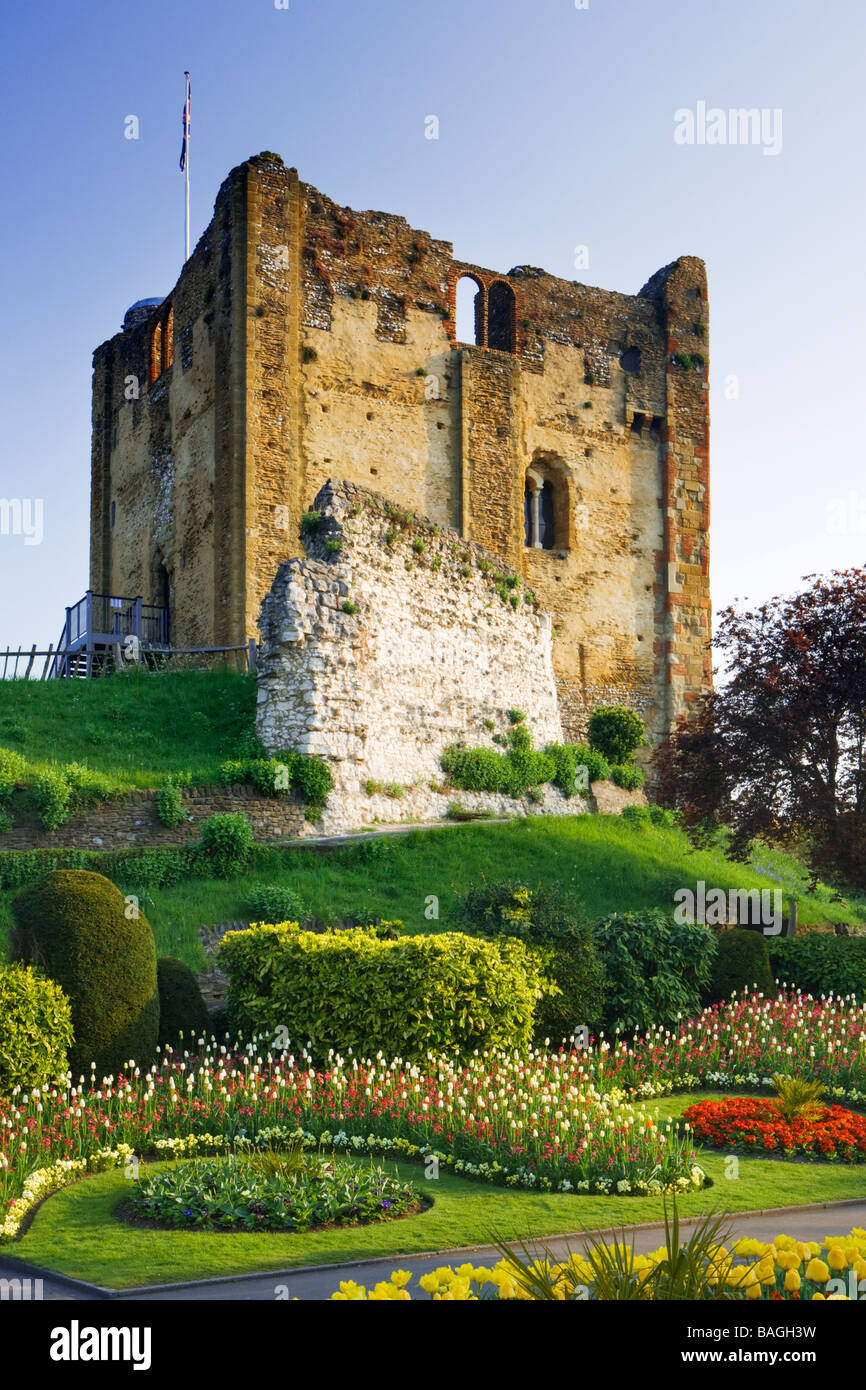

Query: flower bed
left=0, top=1043, right=703, bottom=1242
left=4, top=989, right=864, bottom=1245
left=682, top=1096, right=866, bottom=1161
left=598, top=991, right=866, bottom=1104
left=331, top=1229, right=866, bottom=1301
left=128, top=1151, right=420, bottom=1232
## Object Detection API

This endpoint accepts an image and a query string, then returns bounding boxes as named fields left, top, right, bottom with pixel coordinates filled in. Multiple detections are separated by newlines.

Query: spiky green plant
left=489, top=1192, right=755, bottom=1301
left=772, top=1072, right=826, bottom=1123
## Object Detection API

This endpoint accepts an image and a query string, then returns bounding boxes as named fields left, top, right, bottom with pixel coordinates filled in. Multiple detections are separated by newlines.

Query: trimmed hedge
left=451, top=881, right=604, bottom=1043
left=217, top=924, right=547, bottom=1060
left=0, top=962, right=74, bottom=1094
left=703, top=928, right=775, bottom=1005
left=10, top=870, right=159, bottom=1077
left=156, top=956, right=210, bottom=1048
left=594, top=910, right=717, bottom=1034
left=769, top=934, right=866, bottom=1001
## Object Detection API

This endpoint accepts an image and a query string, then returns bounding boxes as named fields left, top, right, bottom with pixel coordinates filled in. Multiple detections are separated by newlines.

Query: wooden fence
left=0, top=639, right=259, bottom=680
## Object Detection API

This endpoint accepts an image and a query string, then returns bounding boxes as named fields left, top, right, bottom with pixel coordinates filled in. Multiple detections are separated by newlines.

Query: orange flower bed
left=682, top=1096, right=866, bottom=1160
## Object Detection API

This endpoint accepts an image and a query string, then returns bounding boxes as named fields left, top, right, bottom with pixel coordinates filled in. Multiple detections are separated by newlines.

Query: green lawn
left=0, top=668, right=255, bottom=790
left=7, top=1094, right=866, bottom=1289
left=0, top=813, right=851, bottom=970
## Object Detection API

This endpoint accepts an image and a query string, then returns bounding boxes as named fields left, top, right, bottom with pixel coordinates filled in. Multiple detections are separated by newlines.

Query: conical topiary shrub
left=10, top=869, right=159, bottom=1078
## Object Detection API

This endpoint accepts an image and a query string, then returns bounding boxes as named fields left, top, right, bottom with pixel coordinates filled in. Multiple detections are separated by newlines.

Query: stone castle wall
left=256, top=480, right=564, bottom=811
left=92, top=152, right=711, bottom=748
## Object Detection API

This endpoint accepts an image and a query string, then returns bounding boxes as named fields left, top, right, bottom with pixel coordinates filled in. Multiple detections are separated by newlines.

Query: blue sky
left=1, top=0, right=863, bottom=651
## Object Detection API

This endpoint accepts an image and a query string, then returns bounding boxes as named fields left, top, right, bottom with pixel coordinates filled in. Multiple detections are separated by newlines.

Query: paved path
left=6, top=1199, right=865, bottom=1302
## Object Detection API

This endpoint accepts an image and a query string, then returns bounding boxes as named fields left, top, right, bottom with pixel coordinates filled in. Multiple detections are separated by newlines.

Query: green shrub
left=620, top=803, right=675, bottom=830
left=768, top=934, right=866, bottom=1001
left=610, top=764, right=645, bottom=791
left=441, top=746, right=507, bottom=793
left=0, top=747, right=27, bottom=798
left=217, top=925, right=546, bottom=1060
left=217, top=750, right=332, bottom=818
left=10, top=870, right=159, bottom=1076
left=156, top=781, right=185, bottom=828
left=243, top=884, right=309, bottom=924
left=703, top=929, right=775, bottom=1005
left=452, top=882, right=604, bottom=1044
left=594, top=910, right=716, bottom=1033
left=588, top=706, right=644, bottom=765
left=198, top=813, right=255, bottom=878
left=570, top=743, right=612, bottom=785
left=0, top=807, right=12, bottom=833
left=34, top=767, right=72, bottom=829
left=289, top=752, right=334, bottom=819
left=156, top=956, right=210, bottom=1048
left=0, top=962, right=74, bottom=1094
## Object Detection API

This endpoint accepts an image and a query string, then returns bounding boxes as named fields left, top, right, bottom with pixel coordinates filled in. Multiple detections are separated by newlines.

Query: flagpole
left=184, top=72, right=190, bottom=262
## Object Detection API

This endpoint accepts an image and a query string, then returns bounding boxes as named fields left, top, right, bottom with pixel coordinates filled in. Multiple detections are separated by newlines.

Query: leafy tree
left=656, top=569, right=866, bottom=887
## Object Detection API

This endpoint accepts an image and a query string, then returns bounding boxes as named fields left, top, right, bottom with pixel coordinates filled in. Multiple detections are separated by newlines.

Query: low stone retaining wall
left=0, top=779, right=646, bottom=851
left=1, top=785, right=306, bottom=850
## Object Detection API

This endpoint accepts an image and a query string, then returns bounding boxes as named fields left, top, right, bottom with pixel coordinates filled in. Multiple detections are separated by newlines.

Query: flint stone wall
left=256, top=480, right=565, bottom=827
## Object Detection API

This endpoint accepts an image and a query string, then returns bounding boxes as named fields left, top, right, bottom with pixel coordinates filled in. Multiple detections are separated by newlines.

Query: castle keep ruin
left=91, top=152, right=711, bottom=747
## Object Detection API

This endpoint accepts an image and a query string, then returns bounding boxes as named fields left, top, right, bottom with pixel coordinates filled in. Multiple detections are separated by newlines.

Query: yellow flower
left=811, top=1292, right=826, bottom=1301
left=332, top=1280, right=367, bottom=1300
left=795, top=1242, right=811, bottom=1262
left=784, top=1269, right=801, bottom=1293
left=389, top=1270, right=413, bottom=1288
left=805, top=1258, right=829, bottom=1283
left=827, top=1246, right=848, bottom=1271
left=776, top=1250, right=801, bottom=1271
left=419, top=1272, right=441, bottom=1294
left=746, top=1281, right=762, bottom=1300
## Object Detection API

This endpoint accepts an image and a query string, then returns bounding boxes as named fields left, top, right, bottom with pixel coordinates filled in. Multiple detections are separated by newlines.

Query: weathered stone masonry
left=92, top=152, right=711, bottom=749
left=256, top=479, right=563, bottom=797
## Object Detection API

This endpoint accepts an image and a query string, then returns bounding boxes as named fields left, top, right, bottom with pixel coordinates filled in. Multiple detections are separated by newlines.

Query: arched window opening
left=488, top=280, right=516, bottom=353
left=524, top=459, right=569, bottom=551
left=150, top=321, right=163, bottom=384
left=539, top=480, right=555, bottom=549
left=455, top=275, right=485, bottom=346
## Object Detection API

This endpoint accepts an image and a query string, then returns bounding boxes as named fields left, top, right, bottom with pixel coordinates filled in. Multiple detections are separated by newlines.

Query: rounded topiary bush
left=157, top=956, right=210, bottom=1048
left=703, top=928, right=775, bottom=1005
left=0, top=962, right=74, bottom=1094
left=10, top=869, right=159, bottom=1077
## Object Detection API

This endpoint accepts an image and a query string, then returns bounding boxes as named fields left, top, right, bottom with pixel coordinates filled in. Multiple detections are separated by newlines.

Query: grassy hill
left=0, top=814, right=854, bottom=969
left=0, top=672, right=863, bottom=968
left=0, top=669, right=255, bottom=789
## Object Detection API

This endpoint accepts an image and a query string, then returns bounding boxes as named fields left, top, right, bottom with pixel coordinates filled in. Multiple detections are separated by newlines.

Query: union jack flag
left=180, top=74, right=191, bottom=172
